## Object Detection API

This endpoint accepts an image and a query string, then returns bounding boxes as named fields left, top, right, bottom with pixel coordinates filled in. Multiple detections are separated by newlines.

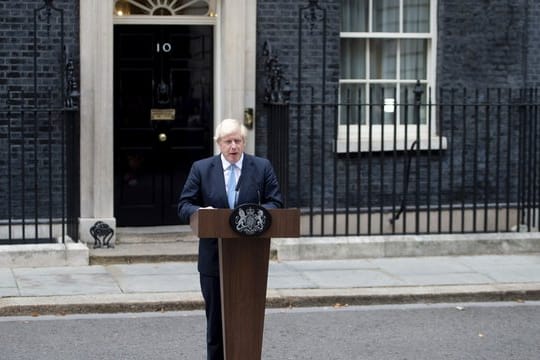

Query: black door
left=114, top=25, right=213, bottom=226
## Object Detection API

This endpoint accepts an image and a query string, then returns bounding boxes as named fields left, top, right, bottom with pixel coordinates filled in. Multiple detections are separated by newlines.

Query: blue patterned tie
left=227, top=164, right=237, bottom=208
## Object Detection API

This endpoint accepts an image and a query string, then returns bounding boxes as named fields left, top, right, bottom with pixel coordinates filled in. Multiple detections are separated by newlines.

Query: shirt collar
left=220, top=153, right=244, bottom=171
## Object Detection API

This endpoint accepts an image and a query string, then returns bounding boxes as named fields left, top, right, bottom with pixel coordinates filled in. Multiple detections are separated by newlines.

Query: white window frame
left=337, top=0, right=446, bottom=153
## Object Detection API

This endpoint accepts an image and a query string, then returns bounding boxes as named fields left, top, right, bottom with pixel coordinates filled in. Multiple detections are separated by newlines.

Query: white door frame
left=78, top=0, right=256, bottom=243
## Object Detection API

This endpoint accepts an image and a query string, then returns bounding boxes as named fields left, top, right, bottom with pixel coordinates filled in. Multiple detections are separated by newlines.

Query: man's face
left=218, top=131, right=245, bottom=164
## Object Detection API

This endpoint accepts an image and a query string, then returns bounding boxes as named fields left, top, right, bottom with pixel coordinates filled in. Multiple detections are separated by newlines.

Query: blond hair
left=214, top=118, right=248, bottom=143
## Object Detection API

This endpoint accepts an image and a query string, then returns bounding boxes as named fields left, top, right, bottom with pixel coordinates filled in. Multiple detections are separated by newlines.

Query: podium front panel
left=191, top=208, right=300, bottom=238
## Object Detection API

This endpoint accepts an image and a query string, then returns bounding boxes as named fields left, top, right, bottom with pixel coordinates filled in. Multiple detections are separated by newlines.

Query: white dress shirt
left=221, top=153, right=243, bottom=195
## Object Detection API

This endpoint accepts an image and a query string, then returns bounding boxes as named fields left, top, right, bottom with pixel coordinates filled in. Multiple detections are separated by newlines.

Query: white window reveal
left=338, top=0, right=446, bottom=153
left=114, top=0, right=216, bottom=17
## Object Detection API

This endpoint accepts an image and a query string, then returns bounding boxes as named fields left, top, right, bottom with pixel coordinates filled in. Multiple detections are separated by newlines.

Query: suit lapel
left=237, top=155, right=255, bottom=205
left=210, top=155, right=228, bottom=207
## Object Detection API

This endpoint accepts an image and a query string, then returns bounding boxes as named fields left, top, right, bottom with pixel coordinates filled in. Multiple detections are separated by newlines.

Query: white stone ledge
left=0, top=241, right=89, bottom=268
left=272, top=232, right=540, bottom=261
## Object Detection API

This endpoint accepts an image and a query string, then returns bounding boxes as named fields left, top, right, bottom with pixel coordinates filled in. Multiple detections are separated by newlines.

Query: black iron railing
left=263, top=1, right=539, bottom=235
left=0, top=106, right=79, bottom=244
left=266, top=87, right=540, bottom=236
left=1, top=0, right=80, bottom=244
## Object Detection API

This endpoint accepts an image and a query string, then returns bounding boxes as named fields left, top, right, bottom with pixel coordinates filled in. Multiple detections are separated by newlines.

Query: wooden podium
left=191, top=208, right=300, bottom=360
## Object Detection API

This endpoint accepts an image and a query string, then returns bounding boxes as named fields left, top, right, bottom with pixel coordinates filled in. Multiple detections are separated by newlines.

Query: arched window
left=114, top=0, right=216, bottom=17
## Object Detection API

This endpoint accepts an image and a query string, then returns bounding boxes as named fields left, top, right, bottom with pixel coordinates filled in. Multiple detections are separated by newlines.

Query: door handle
left=158, top=133, right=167, bottom=142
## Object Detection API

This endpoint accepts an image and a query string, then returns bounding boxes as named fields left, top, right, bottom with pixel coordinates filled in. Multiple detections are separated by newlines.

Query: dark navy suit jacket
left=178, top=154, right=283, bottom=276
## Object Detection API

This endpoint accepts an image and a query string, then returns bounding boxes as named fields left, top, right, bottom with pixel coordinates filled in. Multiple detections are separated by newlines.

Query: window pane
left=339, top=84, right=365, bottom=125
left=370, top=39, right=397, bottom=79
left=370, top=85, right=397, bottom=125
left=373, top=0, right=399, bottom=32
left=341, top=39, right=366, bottom=79
left=341, top=0, right=369, bottom=32
left=400, top=39, right=427, bottom=80
left=400, top=84, right=427, bottom=125
left=403, top=0, right=430, bottom=32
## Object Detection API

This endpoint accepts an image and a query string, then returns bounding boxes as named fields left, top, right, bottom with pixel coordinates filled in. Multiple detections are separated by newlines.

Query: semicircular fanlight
left=114, top=0, right=213, bottom=17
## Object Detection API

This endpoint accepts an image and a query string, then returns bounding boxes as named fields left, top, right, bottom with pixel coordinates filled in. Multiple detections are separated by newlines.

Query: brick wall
left=255, top=0, right=340, bottom=156
left=0, top=0, right=79, bottom=104
left=435, top=0, right=538, bottom=215
left=525, top=0, right=540, bottom=86
left=0, top=0, right=79, bottom=220
left=437, top=0, right=533, bottom=88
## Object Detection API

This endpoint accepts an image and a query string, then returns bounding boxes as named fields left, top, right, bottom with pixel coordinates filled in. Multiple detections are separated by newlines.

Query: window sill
left=334, top=137, right=448, bottom=153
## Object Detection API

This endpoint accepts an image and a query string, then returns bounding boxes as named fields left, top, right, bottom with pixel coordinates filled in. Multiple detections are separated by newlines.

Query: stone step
left=115, top=225, right=196, bottom=244
left=89, top=226, right=198, bottom=265
left=89, top=241, right=198, bottom=265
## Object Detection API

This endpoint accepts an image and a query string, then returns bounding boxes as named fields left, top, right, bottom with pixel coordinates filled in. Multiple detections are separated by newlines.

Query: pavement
left=1, top=253, right=540, bottom=316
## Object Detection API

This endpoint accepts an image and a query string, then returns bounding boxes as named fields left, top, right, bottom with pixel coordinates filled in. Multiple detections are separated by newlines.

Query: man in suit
left=178, top=118, right=283, bottom=360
